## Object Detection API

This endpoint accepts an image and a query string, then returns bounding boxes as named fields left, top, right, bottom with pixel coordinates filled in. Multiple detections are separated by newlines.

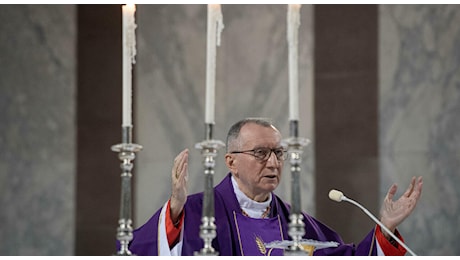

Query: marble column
left=379, top=4, right=460, bottom=255
left=0, top=5, right=76, bottom=255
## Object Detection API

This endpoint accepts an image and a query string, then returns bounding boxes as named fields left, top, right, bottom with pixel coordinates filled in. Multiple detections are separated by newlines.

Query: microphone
left=328, top=189, right=417, bottom=256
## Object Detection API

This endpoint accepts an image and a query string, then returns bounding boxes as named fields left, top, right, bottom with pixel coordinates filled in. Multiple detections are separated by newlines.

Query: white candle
left=205, top=4, right=224, bottom=124
left=122, top=4, right=137, bottom=127
left=287, top=4, right=301, bottom=121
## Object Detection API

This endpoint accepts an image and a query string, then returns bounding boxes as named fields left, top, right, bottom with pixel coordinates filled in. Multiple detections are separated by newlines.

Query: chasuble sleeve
left=165, top=199, right=184, bottom=248
left=121, top=201, right=183, bottom=256
left=374, top=225, right=407, bottom=255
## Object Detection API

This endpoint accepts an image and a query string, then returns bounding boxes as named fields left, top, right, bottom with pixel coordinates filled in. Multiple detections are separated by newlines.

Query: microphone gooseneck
left=328, top=189, right=417, bottom=256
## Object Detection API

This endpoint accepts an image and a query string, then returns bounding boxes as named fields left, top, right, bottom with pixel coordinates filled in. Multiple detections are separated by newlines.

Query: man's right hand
left=170, top=149, right=189, bottom=224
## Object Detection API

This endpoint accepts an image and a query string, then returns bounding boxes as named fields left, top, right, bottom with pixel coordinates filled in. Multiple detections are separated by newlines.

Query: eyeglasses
left=230, top=147, right=288, bottom=161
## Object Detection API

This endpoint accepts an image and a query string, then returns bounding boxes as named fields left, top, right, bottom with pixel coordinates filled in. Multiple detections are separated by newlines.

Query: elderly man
left=126, top=118, right=423, bottom=256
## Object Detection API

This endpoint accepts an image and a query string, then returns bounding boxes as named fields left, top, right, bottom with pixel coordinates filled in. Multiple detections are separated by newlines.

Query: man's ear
left=225, top=153, right=237, bottom=173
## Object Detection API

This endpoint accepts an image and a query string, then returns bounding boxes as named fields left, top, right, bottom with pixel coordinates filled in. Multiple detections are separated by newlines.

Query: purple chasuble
left=233, top=212, right=285, bottom=256
left=123, top=173, right=378, bottom=256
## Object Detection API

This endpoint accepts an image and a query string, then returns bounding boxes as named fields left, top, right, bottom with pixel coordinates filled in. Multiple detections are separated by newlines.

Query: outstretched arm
left=379, top=176, right=423, bottom=238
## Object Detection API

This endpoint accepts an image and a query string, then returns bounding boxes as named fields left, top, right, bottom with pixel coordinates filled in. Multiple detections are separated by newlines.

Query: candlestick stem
left=194, top=123, right=225, bottom=256
left=282, top=120, right=310, bottom=255
left=112, top=126, right=142, bottom=256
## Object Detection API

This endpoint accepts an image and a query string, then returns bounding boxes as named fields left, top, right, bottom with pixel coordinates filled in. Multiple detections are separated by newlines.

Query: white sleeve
left=376, top=238, right=385, bottom=256
left=157, top=201, right=184, bottom=256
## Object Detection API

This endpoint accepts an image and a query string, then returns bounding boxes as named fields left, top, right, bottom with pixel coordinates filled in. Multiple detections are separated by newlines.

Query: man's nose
left=266, top=150, right=280, bottom=167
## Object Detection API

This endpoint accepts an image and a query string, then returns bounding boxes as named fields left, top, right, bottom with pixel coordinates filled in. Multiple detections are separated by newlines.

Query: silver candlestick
left=282, top=120, right=310, bottom=255
left=112, top=126, right=142, bottom=256
left=194, top=123, right=225, bottom=256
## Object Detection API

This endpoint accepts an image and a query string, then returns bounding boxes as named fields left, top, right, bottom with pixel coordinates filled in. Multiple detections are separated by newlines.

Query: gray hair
left=226, top=118, right=274, bottom=152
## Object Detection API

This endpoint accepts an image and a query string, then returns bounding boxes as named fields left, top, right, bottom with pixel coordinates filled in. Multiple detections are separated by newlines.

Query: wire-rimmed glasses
left=230, top=147, right=288, bottom=161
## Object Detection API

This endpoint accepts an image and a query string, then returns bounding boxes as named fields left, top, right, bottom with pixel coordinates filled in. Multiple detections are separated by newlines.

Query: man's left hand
left=380, top=176, right=423, bottom=237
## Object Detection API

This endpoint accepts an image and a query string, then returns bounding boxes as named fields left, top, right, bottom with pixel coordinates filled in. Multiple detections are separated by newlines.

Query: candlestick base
left=115, top=218, right=134, bottom=256
left=284, top=213, right=308, bottom=255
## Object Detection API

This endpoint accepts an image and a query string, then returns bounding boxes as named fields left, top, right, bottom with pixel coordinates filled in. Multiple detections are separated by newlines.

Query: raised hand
left=170, top=149, right=189, bottom=223
left=380, top=176, right=423, bottom=237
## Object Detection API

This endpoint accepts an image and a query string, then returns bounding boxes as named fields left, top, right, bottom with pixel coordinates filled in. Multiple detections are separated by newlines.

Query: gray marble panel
left=0, top=5, right=76, bottom=255
left=380, top=5, right=460, bottom=255
left=134, top=4, right=315, bottom=228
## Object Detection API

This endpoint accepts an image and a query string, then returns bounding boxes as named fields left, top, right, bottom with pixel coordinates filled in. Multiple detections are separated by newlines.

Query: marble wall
left=379, top=5, right=460, bottom=255
left=0, top=5, right=76, bottom=255
left=134, top=4, right=315, bottom=227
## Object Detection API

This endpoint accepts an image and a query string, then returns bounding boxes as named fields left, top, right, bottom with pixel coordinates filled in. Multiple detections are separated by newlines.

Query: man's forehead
left=239, top=123, right=282, bottom=143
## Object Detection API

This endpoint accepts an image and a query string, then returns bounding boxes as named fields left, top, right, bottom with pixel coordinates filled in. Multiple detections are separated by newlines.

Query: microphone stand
left=194, top=123, right=225, bottom=256
left=112, top=126, right=143, bottom=255
left=282, top=120, right=310, bottom=255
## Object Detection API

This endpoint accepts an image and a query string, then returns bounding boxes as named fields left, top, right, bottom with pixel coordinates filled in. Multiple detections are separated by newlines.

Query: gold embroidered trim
left=233, top=211, right=245, bottom=256
left=277, top=215, right=285, bottom=255
left=241, top=206, right=271, bottom=219
left=255, top=235, right=267, bottom=255
left=368, top=228, right=377, bottom=256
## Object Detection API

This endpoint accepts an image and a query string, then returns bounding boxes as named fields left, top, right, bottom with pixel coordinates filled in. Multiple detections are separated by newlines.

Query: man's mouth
left=264, top=175, right=277, bottom=179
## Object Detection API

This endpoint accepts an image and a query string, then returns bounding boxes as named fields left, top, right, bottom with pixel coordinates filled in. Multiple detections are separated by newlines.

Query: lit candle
left=205, top=4, right=224, bottom=124
left=287, top=4, right=301, bottom=121
left=122, top=4, right=137, bottom=127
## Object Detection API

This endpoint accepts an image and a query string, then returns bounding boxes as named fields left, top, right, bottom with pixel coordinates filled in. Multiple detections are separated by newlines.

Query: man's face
left=226, top=123, right=284, bottom=201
